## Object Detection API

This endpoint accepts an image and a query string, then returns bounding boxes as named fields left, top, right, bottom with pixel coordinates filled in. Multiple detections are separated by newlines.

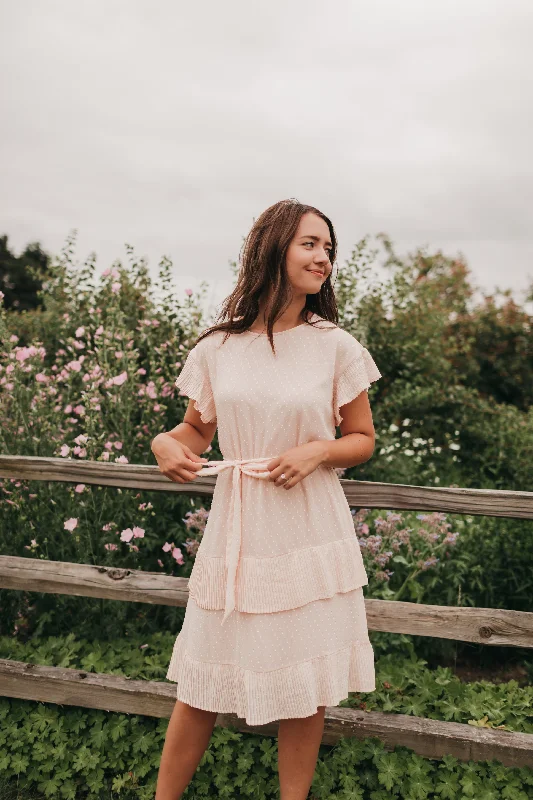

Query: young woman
left=152, top=198, right=382, bottom=800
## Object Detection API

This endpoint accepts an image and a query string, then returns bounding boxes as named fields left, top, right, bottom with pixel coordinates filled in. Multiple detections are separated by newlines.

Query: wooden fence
left=0, top=454, right=532, bottom=768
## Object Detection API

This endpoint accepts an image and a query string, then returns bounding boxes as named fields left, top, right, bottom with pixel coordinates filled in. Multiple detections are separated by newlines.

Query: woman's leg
left=277, top=706, right=326, bottom=800
left=155, top=699, right=218, bottom=800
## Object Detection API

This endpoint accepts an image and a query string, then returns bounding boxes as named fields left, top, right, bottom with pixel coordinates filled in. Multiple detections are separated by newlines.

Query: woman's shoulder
left=310, top=316, right=372, bottom=368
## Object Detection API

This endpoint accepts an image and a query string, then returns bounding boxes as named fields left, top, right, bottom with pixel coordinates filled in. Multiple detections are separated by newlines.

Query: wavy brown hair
left=193, top=198, right=340, bottom=353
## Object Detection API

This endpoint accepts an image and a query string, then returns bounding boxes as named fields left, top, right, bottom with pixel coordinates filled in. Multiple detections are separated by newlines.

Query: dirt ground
left=451, top=660, right=530, bottom=686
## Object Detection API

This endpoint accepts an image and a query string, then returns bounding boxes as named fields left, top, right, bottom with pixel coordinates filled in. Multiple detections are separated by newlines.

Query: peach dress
left=166, top=312, right=382, bottom=725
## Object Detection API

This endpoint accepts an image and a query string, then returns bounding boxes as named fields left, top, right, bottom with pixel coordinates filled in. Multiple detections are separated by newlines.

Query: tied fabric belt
left=193, top=457, right=275, bottom=626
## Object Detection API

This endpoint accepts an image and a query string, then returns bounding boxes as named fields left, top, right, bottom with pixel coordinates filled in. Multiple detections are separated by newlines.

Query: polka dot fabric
left=166, top=312, right=382, bottom=725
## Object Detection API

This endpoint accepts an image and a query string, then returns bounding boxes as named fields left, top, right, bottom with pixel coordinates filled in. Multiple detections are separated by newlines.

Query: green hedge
left=0, top=633, right=531, bottom=733
left=0, top=699, right=532, bottom=800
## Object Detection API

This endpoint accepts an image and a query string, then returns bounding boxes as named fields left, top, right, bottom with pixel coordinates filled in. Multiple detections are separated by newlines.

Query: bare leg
left=277, top=706, right=326, bottom=800
left=155, top=699, right=218, bottom=800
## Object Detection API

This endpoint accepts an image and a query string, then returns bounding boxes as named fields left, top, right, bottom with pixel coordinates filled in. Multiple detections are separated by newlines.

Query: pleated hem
left=165, top=633, right=375, bottom=726
left=188, top=535, right=369, bottom=613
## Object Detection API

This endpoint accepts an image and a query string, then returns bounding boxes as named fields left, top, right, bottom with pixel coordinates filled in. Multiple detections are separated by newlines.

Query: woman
left=152, top=198, right=382, bottom=800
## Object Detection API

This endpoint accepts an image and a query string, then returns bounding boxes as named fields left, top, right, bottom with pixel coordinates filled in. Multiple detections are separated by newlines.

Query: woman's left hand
left=267, top=441, right=329, bottom=490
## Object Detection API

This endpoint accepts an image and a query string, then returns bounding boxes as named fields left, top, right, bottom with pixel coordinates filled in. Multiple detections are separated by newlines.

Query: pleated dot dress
left=166, top=312, right=382, bottom=725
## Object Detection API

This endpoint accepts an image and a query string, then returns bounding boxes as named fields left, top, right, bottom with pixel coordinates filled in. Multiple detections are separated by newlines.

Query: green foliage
left=0, top=632, right=531, bottom=735
left=0, top=698, right=531, bottom=800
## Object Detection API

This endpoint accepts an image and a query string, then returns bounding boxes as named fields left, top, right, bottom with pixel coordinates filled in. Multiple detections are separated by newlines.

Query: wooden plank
left=0, top=659, right=531, bottom=767
left=0, top=555, right=189, bottom=606
left=2, top=556, right=533, bottom=648
left=1, top=454, right=532, bottom=518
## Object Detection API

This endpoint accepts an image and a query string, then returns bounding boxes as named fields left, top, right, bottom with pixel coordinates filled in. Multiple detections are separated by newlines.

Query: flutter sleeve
left=333, top=332, right=382, bottom=426
left=175, top=339, right=216, bottom=424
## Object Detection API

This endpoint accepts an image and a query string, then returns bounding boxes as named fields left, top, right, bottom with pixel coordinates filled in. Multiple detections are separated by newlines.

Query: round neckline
left=244, top=313, right=318, bottom=336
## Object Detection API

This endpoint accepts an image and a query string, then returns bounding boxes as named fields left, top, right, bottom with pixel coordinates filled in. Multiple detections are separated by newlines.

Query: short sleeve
left=333, top=332, right=382, bottom=426
left=175, top=340, right=216, bottom=424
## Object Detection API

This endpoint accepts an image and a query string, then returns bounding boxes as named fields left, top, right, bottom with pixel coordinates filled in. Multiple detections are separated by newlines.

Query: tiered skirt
left=166, top=557, right=375, bottom=725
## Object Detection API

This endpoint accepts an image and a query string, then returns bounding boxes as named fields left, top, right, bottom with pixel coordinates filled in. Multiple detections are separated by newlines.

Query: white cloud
left=0, top=0, right=531, bottom=306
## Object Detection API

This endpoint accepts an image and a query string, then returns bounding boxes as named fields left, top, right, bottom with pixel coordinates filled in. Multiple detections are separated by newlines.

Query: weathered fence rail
left=1, top=454, right=532, bottom=767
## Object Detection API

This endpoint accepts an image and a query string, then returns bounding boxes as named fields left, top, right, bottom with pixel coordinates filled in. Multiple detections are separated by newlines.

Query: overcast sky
left=1, top=0, right=532, bottom=318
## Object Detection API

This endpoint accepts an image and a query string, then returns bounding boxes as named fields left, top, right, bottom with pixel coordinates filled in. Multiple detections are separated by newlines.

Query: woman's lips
left=308, top=270, right=324, bottom=277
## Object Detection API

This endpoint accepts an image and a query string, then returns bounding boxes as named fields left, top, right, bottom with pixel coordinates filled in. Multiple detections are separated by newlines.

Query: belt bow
left=193, top=457, right=274, bottom=626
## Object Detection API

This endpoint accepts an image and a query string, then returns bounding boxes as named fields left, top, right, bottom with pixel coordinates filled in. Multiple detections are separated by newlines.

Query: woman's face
left=285, top=212, right=333, bottom=295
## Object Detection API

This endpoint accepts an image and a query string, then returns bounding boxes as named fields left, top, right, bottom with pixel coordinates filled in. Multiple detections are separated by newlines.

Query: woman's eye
left=304, top=242, right=331, bottom=256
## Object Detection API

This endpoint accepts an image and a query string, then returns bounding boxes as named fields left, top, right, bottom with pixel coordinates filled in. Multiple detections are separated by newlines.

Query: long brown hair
left=193, top=198, right=340, bottom=353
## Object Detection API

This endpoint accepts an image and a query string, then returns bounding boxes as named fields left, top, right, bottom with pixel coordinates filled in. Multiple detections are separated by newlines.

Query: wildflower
left=111, top=282, right=121, bottom=294
left=120, top=528, right=134, bottom=542
left=102, top=523, right=114, bottom=531
left=172, top=547, right=184, bottom=564
left=60, top=444, right=70, bottom=457
left=157, top=559, right=164, bottom=567
left=67, top=360, right=82, bottom=372
left=113, top=441, right=123, bottom=450
left=185, top=288, right=193, bottom=296
left=162, top=541, right=172, bottom=552
left=75, top=326, right=85, bottom=337
left=132, top=526, right=144, bottom=539
left=115, top=455, right=129, bottom=463
left=112, top=372, right=128, bottom=386
left=74, top=484, right=85, bottom=493
left=64, top=518, right=78, bottom=532
left=104, top=543, right=118, bottom=551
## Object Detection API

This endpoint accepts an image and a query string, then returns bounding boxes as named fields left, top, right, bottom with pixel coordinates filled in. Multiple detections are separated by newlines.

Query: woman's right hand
left=151, top=434, right=209, bottom=484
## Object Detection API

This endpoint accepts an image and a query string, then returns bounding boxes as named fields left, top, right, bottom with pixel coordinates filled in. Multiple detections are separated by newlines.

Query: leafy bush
left=0, top=632, right=531, bottom=734
left=0, top=698, right=531, bottom=800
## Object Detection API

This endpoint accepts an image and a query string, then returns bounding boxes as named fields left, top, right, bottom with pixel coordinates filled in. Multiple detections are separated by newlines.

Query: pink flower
left=35, top=373, right=48, bottom=383
left=132, top=526, right=144, bottom=539
left=64, top=518, right=78, bottom=532
left=60, top=444, right=70, bottom=457
left=120, top=528, right=134, bottom=542
left=102, top=522, right=113, bottom=531
left=114, top=351, right=123, bottom=358
left=104, top=543, right=118, bottom=551
left=130, top=544, right=139, bottom=552
left=172, top=547, right=184, bottom=564
left=113, top=372, right=128, bottom=386
left=157, top=559, right=164, bottom=567
left=113, top=441, right=123, bottom=450
left=162, top=541, right=172, bottom=552
left=75, top=326, right=85, bottom=338
left=185, top=288, right=193, bottom=296
left=115, top=455, right=129, bottom=463
left=101, top=268, right=111, bottom=277
left=74, top=484, right=85, bottom=493
left=67, top=360, right=82, bottom=372
left=111, top=282, right=121, bottom=294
